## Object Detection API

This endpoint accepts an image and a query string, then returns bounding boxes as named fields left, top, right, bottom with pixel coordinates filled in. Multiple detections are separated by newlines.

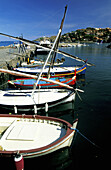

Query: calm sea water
left=49, top=43, right=111, bottom=169
left=62, top=43, right=111, bottom=169
left=0, top=42, right=111, bottom=169
left=0, top=41, right=15, bottom=47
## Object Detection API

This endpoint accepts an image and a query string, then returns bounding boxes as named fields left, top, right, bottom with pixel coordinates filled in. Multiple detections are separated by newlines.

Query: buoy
left=14, top=154, right=24, bottom=170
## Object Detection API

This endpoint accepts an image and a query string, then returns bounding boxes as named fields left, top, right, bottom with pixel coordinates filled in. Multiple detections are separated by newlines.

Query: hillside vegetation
left=35, top=27, right=111, bottom=43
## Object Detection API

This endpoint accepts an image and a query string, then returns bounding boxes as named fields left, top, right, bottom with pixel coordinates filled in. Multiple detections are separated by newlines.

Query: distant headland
left=35, top=27, right=111, bottom=43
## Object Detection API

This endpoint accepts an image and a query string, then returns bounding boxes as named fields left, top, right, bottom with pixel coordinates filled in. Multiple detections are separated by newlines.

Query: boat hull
left=8, top=76, right=76, bottom=89
left=0, top=114, right=78, bottom=161
left=0, top=148, right=71, bottom=170
left=14, top=64, right=87, bottom=77
left=0, top=89, right=75, bottom=113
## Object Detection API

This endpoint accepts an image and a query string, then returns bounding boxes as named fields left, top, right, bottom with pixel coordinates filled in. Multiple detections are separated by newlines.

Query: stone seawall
left=0, top=47, right=27, bottom=89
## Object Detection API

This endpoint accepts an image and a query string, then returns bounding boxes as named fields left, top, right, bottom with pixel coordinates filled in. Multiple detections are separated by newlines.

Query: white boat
left=14, top=64, right=87, bottom=76
left=77, top=43, right=83, bottom=47
left=37, top=39, right=51, bottom=54
left=0, top=114, right=78, bottom=169
left=21, top=59, right=63, bottom=67
left=0, top=89, right=75, bottom=113
left=68, top=44, right=72, bottom=47
left=40, top=39, right=51, bottom=46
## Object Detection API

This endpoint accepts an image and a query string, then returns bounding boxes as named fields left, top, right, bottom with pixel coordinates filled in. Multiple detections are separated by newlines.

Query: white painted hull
left=23, top=130, right=75, bottom=158
left=14, top=66, right=77, bottom=74
left=0, top=89, right=75, bottom=112
left=13, top=64, right=87, bottom=76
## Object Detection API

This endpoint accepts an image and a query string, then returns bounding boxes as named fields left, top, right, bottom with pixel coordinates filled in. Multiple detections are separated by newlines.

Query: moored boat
left=36, top=39, right=51, bottom=54
left=0, top=114, right=78, bottom=169
left=21, top=59, right=64, bottom=67
left=13, top=64, right=87, bottom=77
left=0, top=88, right=75, bottom=113
left=8, top=75, right=76, bottom=89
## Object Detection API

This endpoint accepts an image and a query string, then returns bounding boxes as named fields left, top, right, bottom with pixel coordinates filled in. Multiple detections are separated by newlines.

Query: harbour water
left=0, top=42, right=111, bottom=169
left=0, top=41, right=16, bottom=47
left=46, top=43, right=111, bottom=169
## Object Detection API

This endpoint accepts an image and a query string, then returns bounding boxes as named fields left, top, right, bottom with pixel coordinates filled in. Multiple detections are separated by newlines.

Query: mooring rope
left=0, top=81, right=8, bottom=87
left=71, top=127, right=100, bottom=149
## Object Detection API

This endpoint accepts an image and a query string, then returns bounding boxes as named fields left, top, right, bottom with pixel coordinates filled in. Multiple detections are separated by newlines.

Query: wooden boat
left=0, top=114, right=78, bottom=169
left=21, top=59, right=64, bottom=67
left=13, top=64, right=87, bottom=77
left=8, top=75, right=76, bottom=89
left=0, top=89, right=75, bottom=113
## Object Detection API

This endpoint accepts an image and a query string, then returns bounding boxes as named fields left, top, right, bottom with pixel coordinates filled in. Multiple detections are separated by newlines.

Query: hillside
left=35, top=27, right=111, bottom=43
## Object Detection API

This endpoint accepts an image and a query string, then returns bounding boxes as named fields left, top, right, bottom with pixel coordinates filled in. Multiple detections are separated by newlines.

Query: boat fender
left=34, top=105, right=37, bottom=114
left=14, top=154, right=24, bottom=170
left=14, top=105, right=17, bottom=114
left=45, top=103, right=48, bottom=112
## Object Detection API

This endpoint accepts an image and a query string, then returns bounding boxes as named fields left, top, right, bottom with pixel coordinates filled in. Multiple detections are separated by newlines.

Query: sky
left=0, top=0, right=111, bottom=41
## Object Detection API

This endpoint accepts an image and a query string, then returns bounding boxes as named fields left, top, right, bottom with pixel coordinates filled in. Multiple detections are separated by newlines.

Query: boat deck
left=0, top=89, right=70, bottom=106
left=0, top=117, right=66, bottom=151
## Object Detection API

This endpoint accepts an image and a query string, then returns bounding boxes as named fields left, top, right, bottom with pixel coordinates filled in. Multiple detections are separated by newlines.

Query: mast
left=31, top=5, right=68, bottom=95
left=48, top=5, right=67, bottom=75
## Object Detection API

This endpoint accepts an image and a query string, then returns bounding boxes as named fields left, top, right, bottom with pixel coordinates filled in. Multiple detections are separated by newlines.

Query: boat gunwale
left=13, top=64, right=87, bottom=75
left=0, top=114, right=78, bottom=157
left=0, top=89, right=75, bottom=109
left=9, top=76, right=76, bottom=88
